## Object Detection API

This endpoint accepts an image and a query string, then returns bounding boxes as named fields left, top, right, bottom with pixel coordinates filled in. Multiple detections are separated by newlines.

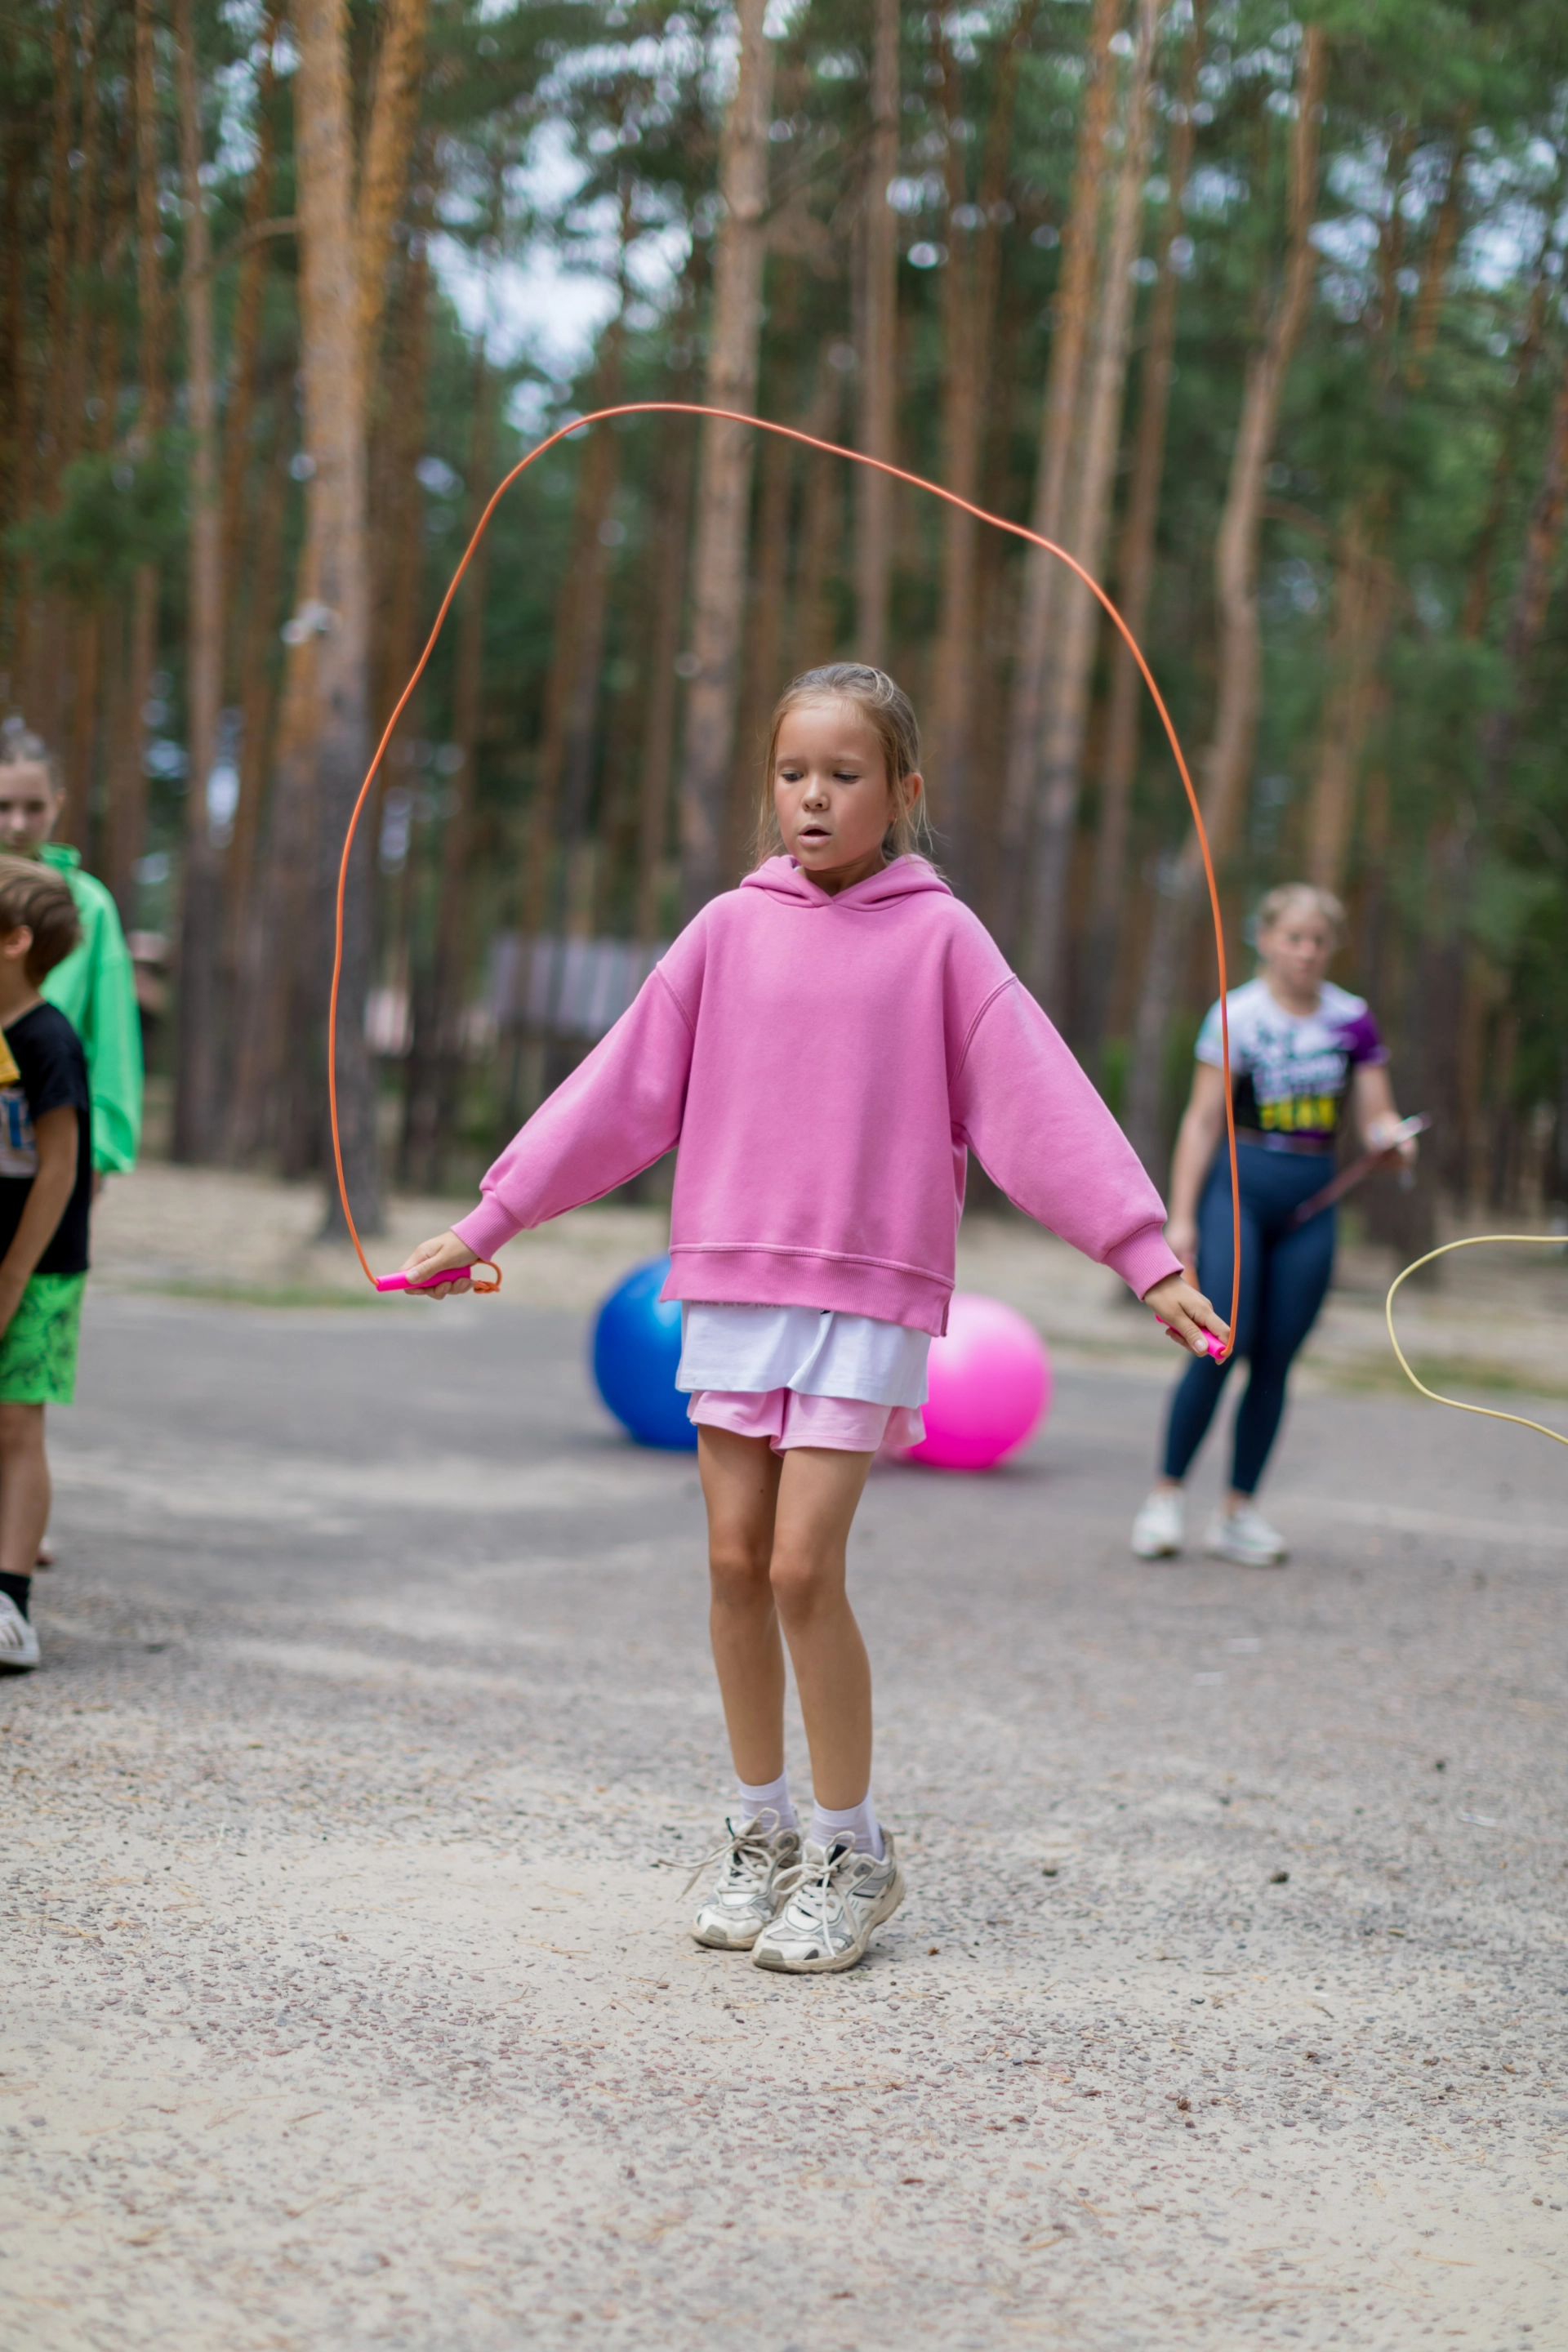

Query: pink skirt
left=687, top=1387, right=926, bottom=1455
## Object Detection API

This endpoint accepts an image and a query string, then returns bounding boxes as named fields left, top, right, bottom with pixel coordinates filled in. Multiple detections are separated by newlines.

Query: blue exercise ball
left=590, top=1254, right=697, bottom=1451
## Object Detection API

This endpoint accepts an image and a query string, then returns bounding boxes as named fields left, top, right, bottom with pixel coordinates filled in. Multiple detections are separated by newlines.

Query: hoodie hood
left=739, top=853, right=954, bottom=911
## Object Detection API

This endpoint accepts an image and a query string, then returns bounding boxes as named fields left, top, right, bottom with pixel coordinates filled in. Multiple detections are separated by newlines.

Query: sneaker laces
left=681, top=1811, right=790, bottom=1898
left=0, top=1597, right=28, bottom=1653
left=770, top=1836, right=875, bottom=1931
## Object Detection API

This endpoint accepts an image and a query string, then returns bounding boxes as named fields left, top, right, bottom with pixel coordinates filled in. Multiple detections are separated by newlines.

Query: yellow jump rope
left=1386, top=1235, right=1568, bottom=1450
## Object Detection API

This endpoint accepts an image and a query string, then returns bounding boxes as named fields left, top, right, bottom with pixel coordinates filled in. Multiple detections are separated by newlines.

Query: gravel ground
left=5, top=1268, right=1567, bottom=2351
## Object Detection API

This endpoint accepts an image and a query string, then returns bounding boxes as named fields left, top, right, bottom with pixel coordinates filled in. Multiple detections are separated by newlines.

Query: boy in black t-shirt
left=0, top=858, right=90, bottom=1672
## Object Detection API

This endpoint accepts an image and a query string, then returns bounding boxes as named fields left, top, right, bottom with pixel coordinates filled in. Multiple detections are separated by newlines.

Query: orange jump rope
left=327, top=402, right=1242, bottom=1356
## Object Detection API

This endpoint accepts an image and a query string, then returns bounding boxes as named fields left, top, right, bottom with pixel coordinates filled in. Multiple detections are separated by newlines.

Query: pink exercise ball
left=904, top=1292, right=1051, bottom=1472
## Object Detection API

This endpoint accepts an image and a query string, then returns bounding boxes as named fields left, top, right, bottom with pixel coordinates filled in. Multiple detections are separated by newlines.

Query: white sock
left=733, top=1771, right=797, bottom=1836
left=809, top=1795, right=884, bottom=1860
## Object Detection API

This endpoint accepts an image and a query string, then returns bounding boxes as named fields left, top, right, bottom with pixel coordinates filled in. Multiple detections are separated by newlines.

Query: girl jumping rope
left=403, top=664, right=1228, bottom=1974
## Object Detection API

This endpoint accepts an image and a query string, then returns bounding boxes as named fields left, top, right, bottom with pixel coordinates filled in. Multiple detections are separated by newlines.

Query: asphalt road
left=5, top=1289, right=1566, bottom=2351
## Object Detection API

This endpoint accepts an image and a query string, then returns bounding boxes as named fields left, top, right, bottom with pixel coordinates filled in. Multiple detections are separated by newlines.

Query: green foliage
left=6, top=0, right=1568, bottom=1191
left=8, top=443, right=189, bottom=602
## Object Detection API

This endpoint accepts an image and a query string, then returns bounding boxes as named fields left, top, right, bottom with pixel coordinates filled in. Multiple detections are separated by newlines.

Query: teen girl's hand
left=1142, top=1271, right=1230, bottom=1357
left=399, top=1230, right=479, bottom=1298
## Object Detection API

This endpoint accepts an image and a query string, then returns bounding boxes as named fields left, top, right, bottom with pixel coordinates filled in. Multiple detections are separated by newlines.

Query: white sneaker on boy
left=751, top=1833, right=905, bottom=1975
left=1205, top=1503, right=1288, bottom=1566
left=0, top=1594, right=39, bottom=1672
left=1131, top=1487, right=1184, bottom=1558
left=687, top=1814, right=801, bottom=1949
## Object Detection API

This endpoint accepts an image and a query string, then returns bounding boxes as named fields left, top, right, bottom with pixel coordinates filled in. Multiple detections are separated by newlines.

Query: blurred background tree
left=2, top=0, right=1566, bottom=1242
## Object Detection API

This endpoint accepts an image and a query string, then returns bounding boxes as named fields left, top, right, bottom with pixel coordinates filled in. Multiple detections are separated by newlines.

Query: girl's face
left=1258, top=905, right=1335, bottom=1001
left=0, top=761, right=60, bottom=857
left=772, top=698, right=920, bottom=891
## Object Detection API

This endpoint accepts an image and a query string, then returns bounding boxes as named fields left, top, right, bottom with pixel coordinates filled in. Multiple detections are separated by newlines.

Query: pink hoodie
left=454, top=857, right=1181, bottom=1334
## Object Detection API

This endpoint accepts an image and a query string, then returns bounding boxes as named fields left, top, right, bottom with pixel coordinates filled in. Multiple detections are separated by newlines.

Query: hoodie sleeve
left=452, top=960, right=697, bottom=1260
left=950, top=977, right=1182, bottom=1298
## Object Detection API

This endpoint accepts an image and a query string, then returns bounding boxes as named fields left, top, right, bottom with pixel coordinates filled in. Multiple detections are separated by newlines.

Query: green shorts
left=0, top=1270, right=86, bottom=1405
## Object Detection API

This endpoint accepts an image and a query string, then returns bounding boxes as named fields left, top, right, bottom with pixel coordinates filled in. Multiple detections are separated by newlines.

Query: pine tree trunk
left=1077, top=0, right=1204, bottom=1062
left=854, top=0, right=899, bottom=665
left=732, top=411, right=795, bottom=872
left=229, top=0, right=424, bottom=1208
left=792, top=350, right=846, bottom=672
left=38, top=0, right=73, bottom=510
left=28, top=0, right=77, bottom=751
left=1462, top=270, right=1548, bottom=642
left=679, top=0, right=774, bottom=917
left=995, top=0, right=1122, bottom=953
left=107, top=0, right=169, bottom=923
left=1300, top=127, right=1463, bottom=899
left=218, top=5, right=283, bottom=680
left=929, top=4, right=1035, bottom=885
left=270, top=0, right=375, bottom=1214
left=224, top=429, right=288, bottom=976
left=172, top=0, right=225, bottom=1163
left=401, top=352, right=492, bottom=1190
left=1476, top=345, right=1568, bottom=822
left=1303, top=514, right=1388, bottom=890
left=1022, top=0, right=1157, bottom=1013
left=354, top=0, right=427, bottom=374
left=523, top=321, right=626, bottom=943
left=1125, top=25, right=1328, bottom=1178
left=368, top=210, right=432, bottom=767
left=0, top=96, right=34, bottom=680
left=58, top=1, right=100, bottom=483
left=635, top=395, right=701, bottom=945
left=56, top=7, right=109, bottom=834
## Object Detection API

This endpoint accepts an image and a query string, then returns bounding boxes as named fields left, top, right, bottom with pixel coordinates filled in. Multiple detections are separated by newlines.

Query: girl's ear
left=0, top=924, right=32, bottom=964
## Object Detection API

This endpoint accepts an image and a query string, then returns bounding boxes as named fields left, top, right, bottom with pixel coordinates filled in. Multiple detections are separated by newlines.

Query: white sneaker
left=686, top=1814, right=802, bottom=1949
left=1132, top=1488, right=1184, bottom=1558
left=751, top=1832, right=905, bottom=1975
left=1205, top=1504, right=1288, bottom=1566
left=0, top=1593, right=39, bottom=1671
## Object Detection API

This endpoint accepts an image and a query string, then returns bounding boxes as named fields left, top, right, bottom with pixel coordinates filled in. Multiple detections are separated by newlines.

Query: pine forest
left=2, top=0, right=1566, bottom=1248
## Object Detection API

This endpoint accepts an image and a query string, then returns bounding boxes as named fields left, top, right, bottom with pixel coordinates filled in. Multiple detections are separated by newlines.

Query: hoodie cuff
left=452, top=1194, right=523, bottom=1263
left=1103, top=1224, right=1183, bottom=1300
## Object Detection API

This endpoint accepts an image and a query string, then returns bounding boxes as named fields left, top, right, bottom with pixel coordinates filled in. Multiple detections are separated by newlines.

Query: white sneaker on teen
left=1131, top=1487, right=1184, bottom=1558
left=0, top=1594, right=39, bottom=1672
left=751, top=1832, right=905, bottom=1975
left=686, top=1815, right=802, bottom=1950
left=1205, top=1503, right=1288, bottom=1566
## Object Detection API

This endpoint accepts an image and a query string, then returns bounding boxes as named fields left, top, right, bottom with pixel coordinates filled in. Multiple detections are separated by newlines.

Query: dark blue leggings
left=1161, top=1143, right=1335, bottom=1497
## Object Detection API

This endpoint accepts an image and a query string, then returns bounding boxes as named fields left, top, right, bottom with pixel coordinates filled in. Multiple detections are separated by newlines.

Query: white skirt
left=676, top=1302, right=931, bottom=1409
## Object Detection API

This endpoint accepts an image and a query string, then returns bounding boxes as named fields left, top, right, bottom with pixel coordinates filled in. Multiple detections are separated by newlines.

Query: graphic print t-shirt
left=0, top=1002, right=92, bottom=1272
left=1195, top=977, right=1386, bottom=1146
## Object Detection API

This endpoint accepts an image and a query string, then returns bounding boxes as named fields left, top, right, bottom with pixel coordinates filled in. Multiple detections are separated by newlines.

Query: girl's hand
left=1143, top=1271, right=1230, bottom=1357
left=1164, top=1215, right=1199, bottom=1282
left=1366, top=1113, right=1419, bottom=1170
left=399, top=1230, right=479, bottom=1299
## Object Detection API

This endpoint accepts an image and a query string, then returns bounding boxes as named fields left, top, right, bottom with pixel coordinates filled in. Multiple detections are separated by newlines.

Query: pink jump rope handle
left=376, top=1261, right=501, bottom=1294
left=1157, top=1316, right=1227, bottom=1360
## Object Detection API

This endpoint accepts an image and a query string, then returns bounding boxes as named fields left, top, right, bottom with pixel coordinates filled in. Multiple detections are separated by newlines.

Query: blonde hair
left=1256, top=880, right=1346, bottom=943
left=753, top=664, right=930, bottom=866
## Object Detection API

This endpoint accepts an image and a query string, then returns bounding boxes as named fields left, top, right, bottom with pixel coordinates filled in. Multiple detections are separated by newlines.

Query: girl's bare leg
left=697, top=1425, right=786, bottom=1785
left=768, top=1446, right=875, bottom=1811
left=0, top=1403, right=50, bottom=1579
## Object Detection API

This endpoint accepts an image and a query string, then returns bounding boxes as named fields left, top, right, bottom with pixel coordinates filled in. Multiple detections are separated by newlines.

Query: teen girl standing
left=407, top=666, right=1227, bottom=1974
left=1131, top=883, right=1415, bottom=1569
